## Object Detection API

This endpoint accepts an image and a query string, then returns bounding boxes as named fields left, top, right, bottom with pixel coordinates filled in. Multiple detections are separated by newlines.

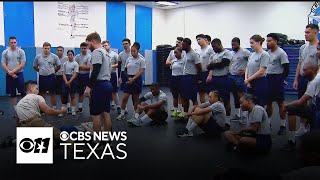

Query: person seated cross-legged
left=223, top=94, right=272, bottom=153
left=129, top=83, right=168, bottom=127
left=178, top=90, right=226, bottom=137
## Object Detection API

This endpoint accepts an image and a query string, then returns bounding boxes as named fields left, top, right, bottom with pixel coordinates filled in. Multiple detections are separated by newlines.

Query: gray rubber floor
left=0, top=87, right=302, bottom=179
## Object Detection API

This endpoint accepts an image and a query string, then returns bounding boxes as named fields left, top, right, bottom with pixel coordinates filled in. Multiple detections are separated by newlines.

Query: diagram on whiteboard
left=57, top=2, right=89, bottom=39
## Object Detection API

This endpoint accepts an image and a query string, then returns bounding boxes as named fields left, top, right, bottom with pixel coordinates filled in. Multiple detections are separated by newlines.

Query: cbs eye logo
left=19, top=138, right=50, bottom=153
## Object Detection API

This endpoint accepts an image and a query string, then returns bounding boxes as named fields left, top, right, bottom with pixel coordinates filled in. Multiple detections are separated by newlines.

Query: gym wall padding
left=21, top=47, right=37, bottom=82
left=0, top=46, right=6, bottom=95
left=144, top=50, right=154, bottom=85
left=135, top=5, right=152, bottom=51
left=3, top=2, right=35, bottom=47
left=107, top=2, right=126, bottom=51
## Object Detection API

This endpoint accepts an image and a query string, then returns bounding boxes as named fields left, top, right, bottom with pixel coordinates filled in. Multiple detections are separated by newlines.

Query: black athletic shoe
left=67, top=108, right=72, bottom=114
left=77, top=108, right=83, bottom=113
left=277, top=126, right=286, bottom=135
left=281, top=140, right=296, bottom=152
left=0, top=110, right=4, bottom=115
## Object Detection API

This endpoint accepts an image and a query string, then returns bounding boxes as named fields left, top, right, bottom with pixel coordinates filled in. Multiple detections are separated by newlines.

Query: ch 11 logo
left=19, top=138, right=50, bottom=153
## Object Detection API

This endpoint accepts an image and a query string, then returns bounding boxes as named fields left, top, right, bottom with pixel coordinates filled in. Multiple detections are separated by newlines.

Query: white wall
left=126, top=3, right=135, bottom=42
left=34, top=2, right=106, bottom=47
left=0, top=2, right=4, bottom=46
left=165, top=1, right=314, bottom=49
left=152, top=8, right=167, bottom=49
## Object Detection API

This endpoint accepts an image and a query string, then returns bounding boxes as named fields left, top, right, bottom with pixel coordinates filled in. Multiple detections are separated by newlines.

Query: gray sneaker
left=127, top=117, right=137, bottom=124
left=131, top=117, right=143, bottom=127
left=177, top=128, right=193, bottom=137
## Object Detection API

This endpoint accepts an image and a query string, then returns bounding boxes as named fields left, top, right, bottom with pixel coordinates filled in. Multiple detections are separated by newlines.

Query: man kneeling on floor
left=16, top=80, right=70, bottom=146
left=178, top=90, right=226, bottom=137
left=129, top=83, right=168, bottom=127
left=223, top=94, right=272, bottom=153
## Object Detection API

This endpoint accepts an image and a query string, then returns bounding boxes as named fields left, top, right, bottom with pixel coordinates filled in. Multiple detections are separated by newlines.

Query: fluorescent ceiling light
left=155, top=1, right=178, bottom=6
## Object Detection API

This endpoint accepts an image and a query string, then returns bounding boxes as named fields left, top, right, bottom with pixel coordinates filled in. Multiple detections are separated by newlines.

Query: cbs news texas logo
left=16, top=127, right=53, bottom=164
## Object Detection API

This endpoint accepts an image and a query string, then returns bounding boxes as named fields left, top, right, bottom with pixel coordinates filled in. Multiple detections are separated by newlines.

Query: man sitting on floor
left=16, top=80, right=68, bottom=146
left=129, top=83, right=168, bottom=127
left=178, top=90, right=226, bottom=137
left=223, top=94, right=272, bottom=153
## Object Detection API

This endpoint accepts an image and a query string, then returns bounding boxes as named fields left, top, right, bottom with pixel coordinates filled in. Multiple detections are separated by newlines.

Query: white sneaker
left=72, top=111, right=76, bottom=116
left=117, top=114, right=125, bottom=121
left=58, top=114, right=63, bottom=117
left=295, top=125, right=309, bottom=137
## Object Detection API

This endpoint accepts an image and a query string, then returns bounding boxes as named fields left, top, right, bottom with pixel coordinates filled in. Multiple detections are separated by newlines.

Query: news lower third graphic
left=16, top=127, right=128, bottom=164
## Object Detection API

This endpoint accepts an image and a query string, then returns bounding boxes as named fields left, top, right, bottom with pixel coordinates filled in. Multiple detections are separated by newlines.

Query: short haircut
left=102, top=40, right=110, bottom=45
left=177, top=37, right=184, bottom=42
left=9, top=36, right=16, bottom=41
left=196, top=34, right=206, bottom=39
left=210, top=90, right=221, bottom=101
left=183, top=38, right=192, bottom=46
left=132, top=42, right=140, bottom=50
left=306, top=23, right=320, bottom=31
left=205, top=35, right=211, bottom=42
left=24, top=80, right=37, bottom=91
left=86, top=32, right=101, bottom=43
left=232, top=37, right=240, bottom=44
left=80, top=42, right=87, bottom=47
left=266, top=33, right=279, bottom=42
left=67, top=50, right=74, bottom=56
left=43, top=42, right=51, bottom=47
left=242, top=93, right=258, bottom=104
left=304, top=62, right=319, bottom=72
left=211, top=38, right=222, bottom=46
left=174, top=47, right=183, bottom=53
left=122, top=38, right=131, bottom=44
left=250, top=34, right=265, bottom=45
left=57, top=46, right=64, bottom=50
left=150, top=83, right=160, bottom=89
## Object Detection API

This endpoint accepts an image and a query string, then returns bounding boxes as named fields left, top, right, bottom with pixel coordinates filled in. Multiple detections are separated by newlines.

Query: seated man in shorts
left=178, top=90, right=226, bottom=137
left=223, top=94, right=272, bottom=153
left=16, top=80, right=68, bottom=146
left=129, top=83, right=168, bottom=127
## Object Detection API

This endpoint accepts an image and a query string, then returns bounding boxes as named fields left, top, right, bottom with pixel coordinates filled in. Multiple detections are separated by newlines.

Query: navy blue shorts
left=247, top=77, right=268, bottom=107
left=198, top=71, right=210, bottom=93
left=61, top=75, right=78, bottom=104
left=209, top=75, right=232, bottom=103
left=122, top=75, right=143, bottom=95
left=256, top=134, right=272, bottom=151
left=77, top=73, right=89, bottom=95
left=314, top=97, right=320, bottom=129
left=298, top=75, right=309, bottom=99
left=170, top=75, right=182, bottom=97
left=180, top=75, right=198, bottom=101
left=267, top=74, right=285, bottom=103
left=199, top=116, right=223, bottom=136
left=229, top=74, right=247, bottom=93
left=55, top=75, right=63, bottom=95
left=6, top=72, right=25, bottom=97
left=89, top=80, right=112, bottom=115
left=110, top=72, right=118, bottom=93
left=120, top=71, right=128, bottom=91
left=39, top=74, right=56, bottom=94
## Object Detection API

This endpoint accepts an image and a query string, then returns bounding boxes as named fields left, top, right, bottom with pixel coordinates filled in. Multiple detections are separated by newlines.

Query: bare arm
left=39, top=102, right=65, bottom=116
left=62, top=72, right=68, bottom=83
left=191, top=107, right=212, bottom=116
left=55, top=65, right=61, bottom=73
left=132, top=68, right=145, bottom=80
left=68, top=72, right=78, bottom=83
left=33, top=66, right=39, bottom=72
left=285, top=95, right=311, bottom=107
left=11, top=61, right=26, bottom=74
left=2, top=63, right=10, bottom=73
left=79, top=64, right=91, bottom=71
left=240, top=122, right=260, bottom=133
left=247, top=67, right=266, bottom=82
left=146, top=100, right=165, bottom=109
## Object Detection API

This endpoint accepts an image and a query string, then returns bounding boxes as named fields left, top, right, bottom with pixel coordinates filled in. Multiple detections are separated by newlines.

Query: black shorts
left=153, top=110, right=168, bottom=122
left=56, top=75, right=63, bottom=95
left=240, top=133, right=272, bottom=152
left=287, top=105, right=315, bottom=121
left=199, top=116, right=223, bottom=135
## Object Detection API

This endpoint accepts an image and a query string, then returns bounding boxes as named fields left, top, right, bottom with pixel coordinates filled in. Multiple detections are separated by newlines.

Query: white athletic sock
left=173, top=107, right=178, bottom=112
left=79, top=103, right=83, bottom=109
left=288, top=131, right=296, bottom=143
left=53, top=106, right=56, bottom=110
left=117, top=105, right=121, bottom=108
left=280, top=119, right=286, bottom=127
left=235, top=108, right=240, bottom=117
left=134, top=113, right=140, bottom=119
left=178, top=104, right=183, bottom=111
left=141, top=114, right=149, bottom=122
left=121, top=110, right=125, bottom=116
left=184, top=111, right=188, bottom=117
left=111, top=101, right=115, bottom=106
left=299, top=122, right=305, bottom=129
left=186, top=118, right=193, bottom=129
left=187, top=120, right=198, bottom=132
left=67, top=103, right=70, bottom=108
left=71, top=106, right=76, bottom=112
left=226, top=116, right=231, bottom=125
